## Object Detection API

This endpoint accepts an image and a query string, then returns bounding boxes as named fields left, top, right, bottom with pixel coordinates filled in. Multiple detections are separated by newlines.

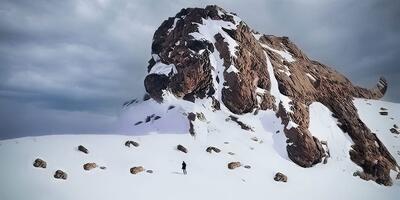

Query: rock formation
left=143, top=5, right=397, bottom=185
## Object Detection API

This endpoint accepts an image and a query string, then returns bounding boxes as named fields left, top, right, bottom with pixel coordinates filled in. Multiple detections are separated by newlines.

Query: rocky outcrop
left=33, top=158, right=47, bottom=168
left=143, top=5, right=397, bottom=185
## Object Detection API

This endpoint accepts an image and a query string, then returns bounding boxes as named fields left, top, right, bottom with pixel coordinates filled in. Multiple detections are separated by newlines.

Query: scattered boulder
left=168, top=105, right=175, bottom=110
left=78, top=145, right=89, bottom=154
left=177, top=144, right=188, bottom=153
left=379, top=111, right=388, bottom=116
left=146, top=170, right=154, bottom=174
left=380, top=107, right=388, bottom=111
left=244, top=165, right=251, bottom=169
left=130, top=166, right=145, bottom=174
left=390, top=128, right=399, bottom=134
left=83, top=163, right=97, bottom=171
left=145, top=115, right=152, bottom=123
left=54, top=170, right=68, bottom=180
left=134, top=121, right=143, bottom=126
left=228, top=162, right=241, bottom=169
left=154, top=116, right=161, bottom=120
left=125, top=140, right=140, bottom=147
left=206, top=146, right=221, bottom=153
left=33, top=158, right=47, bottom=168
left=274, top=172, right=287, bottom=182
left=100, top=166, right=107, bottom=170
left=228, top=152, right=235, bottom=155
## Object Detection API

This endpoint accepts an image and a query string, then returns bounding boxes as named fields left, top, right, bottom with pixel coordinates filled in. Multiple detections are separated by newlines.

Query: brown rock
left=130, top=166, right=145, bottom=174
left=274, top=172, right=287, bottom=182
left=177, top=144, right=188, bottom=153
left=33, top=158, right=47, bottom=168
left=54, top=170, right=68, bottom=180
left=228, top=162, right=241, bottom=169
left=78, top=145, right=89, bottom=154
left=83, top=163, right=97, bottom=171
left=206, top=146, right=221, bottom=153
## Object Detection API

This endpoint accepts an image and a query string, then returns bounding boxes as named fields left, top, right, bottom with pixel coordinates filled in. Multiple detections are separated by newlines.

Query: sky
left=0, top=0, right=399, bottom=139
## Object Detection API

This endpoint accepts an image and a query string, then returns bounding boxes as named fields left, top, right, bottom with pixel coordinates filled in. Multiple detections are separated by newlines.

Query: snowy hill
left=0, top=98, right=399, bottom=200
left=1, top=5, right=399, bottom=200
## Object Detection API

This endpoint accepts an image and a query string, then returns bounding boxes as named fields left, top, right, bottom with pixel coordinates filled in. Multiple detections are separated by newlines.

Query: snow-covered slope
left=0, top=97, right=399, bottom=200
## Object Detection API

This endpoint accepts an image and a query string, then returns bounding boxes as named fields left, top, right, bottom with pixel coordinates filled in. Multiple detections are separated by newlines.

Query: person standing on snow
left=182, top=161, right=187, bottom=175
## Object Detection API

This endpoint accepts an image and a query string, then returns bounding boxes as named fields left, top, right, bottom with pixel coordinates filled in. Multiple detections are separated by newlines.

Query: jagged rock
left=229, top=115, right=253, bottom=131
left=142, top=5, right=397, bottom=185
left=196, top=112, right=206, bottom=121
left=125, top=140, right=140, bottom=147
left=83, top=163, right=97, bottom=171
left=130, top=166, right=145, bottom=174
left=78, top=145, right=89, bottom=154
left=177, top=144, right=188, bottom=153
left=206, top=146, right=221, bottom=153
left=54, top=170, right=68, bottom=180
left=274, top=172, right=287, bottom=182
left=228, top=162, right=241, bottom=169
left=33, top=158, right=47, bottom=168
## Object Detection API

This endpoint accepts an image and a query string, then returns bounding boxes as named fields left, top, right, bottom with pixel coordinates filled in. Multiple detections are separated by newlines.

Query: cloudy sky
left=0, top=0, right=399, bottom=139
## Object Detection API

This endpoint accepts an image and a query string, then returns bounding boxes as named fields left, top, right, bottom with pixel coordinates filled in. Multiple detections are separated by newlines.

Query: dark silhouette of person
left=182, top=161, right=187, bottom=175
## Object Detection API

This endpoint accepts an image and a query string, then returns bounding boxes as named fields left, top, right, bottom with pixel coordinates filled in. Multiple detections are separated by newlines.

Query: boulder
left=177, top=144, right=188, bottom=153
left=228, top=162, right=241, bottom=169
left=206, top=146, right=221, bottom=153
left=274, top=172, right=287, bottom=182
left=83, top=163, right=97, bottom=171
left=125, top=140, right=140, bottom=147
left=54, top=170, right=68, bottom=180
left=33, top=158, right=47, bottom=168
left=130, top=166, right=145, bottom=174
left=78, top=145, right=89, bottom=154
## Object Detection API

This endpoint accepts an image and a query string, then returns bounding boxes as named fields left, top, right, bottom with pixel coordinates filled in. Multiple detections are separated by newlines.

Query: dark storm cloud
left=0, top=0, right=399, bottom=139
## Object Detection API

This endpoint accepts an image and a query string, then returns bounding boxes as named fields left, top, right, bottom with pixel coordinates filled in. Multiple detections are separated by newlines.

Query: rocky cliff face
left=144, top=5, right=397, bottom=185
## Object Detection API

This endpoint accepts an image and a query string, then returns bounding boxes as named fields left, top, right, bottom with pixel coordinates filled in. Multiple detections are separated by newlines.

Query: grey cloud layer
left=0, top=0, right=398, bottom=139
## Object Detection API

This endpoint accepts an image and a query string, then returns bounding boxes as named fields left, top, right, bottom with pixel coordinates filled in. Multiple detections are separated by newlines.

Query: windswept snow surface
left=0, top=96, right=399, bottom=200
